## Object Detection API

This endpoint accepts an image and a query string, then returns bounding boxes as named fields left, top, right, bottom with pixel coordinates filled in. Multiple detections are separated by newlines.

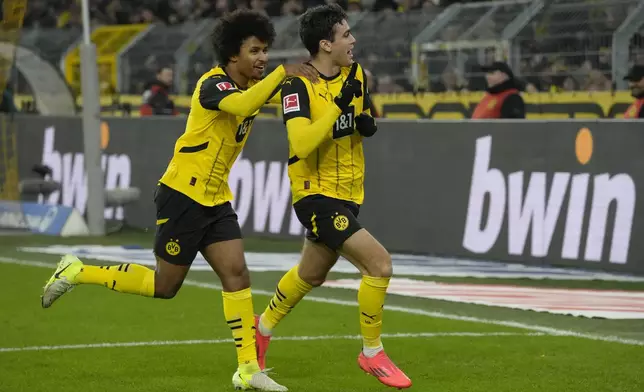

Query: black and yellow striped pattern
left=260, top=266, right=313, bottom=331
left=222, top=288, right=258, bottom=366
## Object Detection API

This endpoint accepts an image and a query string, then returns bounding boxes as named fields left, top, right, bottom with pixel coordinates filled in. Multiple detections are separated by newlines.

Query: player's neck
left=308, top=57, right=340, bottom=79
left=223, top=64, right=250, bottom=89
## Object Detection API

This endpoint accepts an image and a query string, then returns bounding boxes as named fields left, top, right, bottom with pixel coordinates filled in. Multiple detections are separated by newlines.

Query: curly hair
left=299, top=4, right=348, bottom=57
left=211, top=9, right=276, bottom=64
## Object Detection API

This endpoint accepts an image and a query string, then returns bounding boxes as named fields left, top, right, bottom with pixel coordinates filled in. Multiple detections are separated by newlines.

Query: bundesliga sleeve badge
left=283, top=93, right=300, bottom=114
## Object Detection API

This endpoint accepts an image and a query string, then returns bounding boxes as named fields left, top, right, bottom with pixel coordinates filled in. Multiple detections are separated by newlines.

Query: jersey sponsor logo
left=462, top=131, right=636, bottom=265
left=235, top=116, right=256, bottom=143
left=216, top=81, right=234, bottom=91
left=283, top=93, right=300, bottom=114
left=333, top=106, right=355, bottom=139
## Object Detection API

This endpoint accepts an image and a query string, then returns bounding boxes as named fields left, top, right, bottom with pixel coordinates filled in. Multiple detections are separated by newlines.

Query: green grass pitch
left=1, top=231, right=643, bottom=391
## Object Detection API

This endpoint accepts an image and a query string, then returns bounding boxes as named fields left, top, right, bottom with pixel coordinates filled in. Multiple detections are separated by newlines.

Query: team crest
left=487, top=98, right=497, bottom=109
left=333, top=215, right=350, bottom=231
left=166, top=239, right=181, bottom=256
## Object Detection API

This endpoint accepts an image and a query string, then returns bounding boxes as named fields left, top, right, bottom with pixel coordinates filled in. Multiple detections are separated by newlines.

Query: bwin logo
left=462, top=130, right=636, bottom=264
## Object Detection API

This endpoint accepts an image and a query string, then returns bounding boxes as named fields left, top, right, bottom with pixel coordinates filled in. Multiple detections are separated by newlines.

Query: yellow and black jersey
left=281, top=62, right=372, bottom=205
left=159, top=65, right=284, bottom=207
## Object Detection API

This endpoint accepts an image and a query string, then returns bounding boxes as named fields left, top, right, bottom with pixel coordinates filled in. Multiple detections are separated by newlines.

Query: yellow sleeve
left=213, top=66, right=286, bottom=117
left=287, top=105, right=342, bottom=159
left=267, top=87, right=283, bottom=105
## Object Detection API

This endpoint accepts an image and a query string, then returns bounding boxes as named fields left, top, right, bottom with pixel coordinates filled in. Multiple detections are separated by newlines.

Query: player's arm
left=283, top=77, right=342, bottom=158
left=199, top=66, right=287, bottom=117
left=266, top=84, right=283, bottom=105
left=355, top=67, right=378, bottom=137
left=500, top=93, right=526, bottom=119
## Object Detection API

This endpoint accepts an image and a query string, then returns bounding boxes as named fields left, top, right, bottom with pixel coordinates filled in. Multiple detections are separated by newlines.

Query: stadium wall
left=13, top=91, right=639, bottom=119
left=15, top=115, right=644, bottom=274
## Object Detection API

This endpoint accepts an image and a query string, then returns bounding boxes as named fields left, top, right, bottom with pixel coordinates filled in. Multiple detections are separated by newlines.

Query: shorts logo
left=333, top=214, right=349, bottom=231
left=216, top=81, right=234, bottom=91
left=166, top=239, right=181, bottom=256
left=283, top=93, right=300, bottom=114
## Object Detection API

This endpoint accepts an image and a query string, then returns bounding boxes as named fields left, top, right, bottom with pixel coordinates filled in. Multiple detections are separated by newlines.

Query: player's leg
left=199, top=203, right=286, bottom=392
left=260, top=238, right=337, bottom=331
left=41, top=250, right=193, bottom=308
left=41, top=184, right=199, bottom=308
left=339, top=229, right=412, bottom=389
left=256, top=238, right=337, bottom=368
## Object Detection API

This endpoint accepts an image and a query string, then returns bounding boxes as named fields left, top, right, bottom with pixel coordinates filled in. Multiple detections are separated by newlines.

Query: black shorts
left=153, top=183, right=242, bottom=266
left=293, top=194, right=362, bottom=251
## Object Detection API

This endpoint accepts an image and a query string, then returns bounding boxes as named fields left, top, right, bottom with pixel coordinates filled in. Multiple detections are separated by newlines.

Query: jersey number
left=333, top=106, right=355, bottom=139
left=235, top=116, right=256, bottom=143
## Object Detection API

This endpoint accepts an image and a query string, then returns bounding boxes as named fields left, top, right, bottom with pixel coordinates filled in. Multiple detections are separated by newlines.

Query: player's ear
left=320, top=40, right=332, bottom=54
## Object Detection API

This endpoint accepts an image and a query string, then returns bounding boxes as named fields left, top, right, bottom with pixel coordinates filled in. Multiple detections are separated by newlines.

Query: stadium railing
left=12, top=0, right=644, bottom=108
left=118, top=21, right=207, bottom=94
left=410, top=0, right=644, bottom=92
left=63, top=24, right=150, bottom=95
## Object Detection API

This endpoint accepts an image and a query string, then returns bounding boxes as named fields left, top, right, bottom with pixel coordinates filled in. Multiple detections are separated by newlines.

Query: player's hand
left=283, top=63, right=319, bottom=84
left=334, top=77, right=362, bottom=111
left=355, top=113, right=377, bottom=137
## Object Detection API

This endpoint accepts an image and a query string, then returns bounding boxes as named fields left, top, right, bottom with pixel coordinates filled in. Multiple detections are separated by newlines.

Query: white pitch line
left=3, top=256, right=644, bottom=347
left=184, top=280, right=644, bottom=347
left=0, top=332, right=545, bottom=353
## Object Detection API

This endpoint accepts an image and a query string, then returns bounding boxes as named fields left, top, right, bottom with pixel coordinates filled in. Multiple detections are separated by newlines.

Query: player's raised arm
left=285, top=64, right=363, bottom=158
left=355, top=67, right=378, bottom=137
left=200, top=64, right=318, bottom=117
left=199, top=66, right=285, bottom=117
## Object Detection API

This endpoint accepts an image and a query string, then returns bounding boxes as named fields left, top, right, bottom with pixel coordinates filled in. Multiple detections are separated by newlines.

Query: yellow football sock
left=358, top=275, right=390, bottom=350
left=222, top=288, right=259, bottom=372
left=260, top=265, right=313, bottom=333
left=76, top=264, right=155, bottom=297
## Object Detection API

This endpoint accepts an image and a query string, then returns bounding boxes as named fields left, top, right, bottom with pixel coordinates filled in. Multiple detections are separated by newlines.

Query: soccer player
left=254, top=4, right=412, bottom=390
left=40, top=9, right=318, bottom=392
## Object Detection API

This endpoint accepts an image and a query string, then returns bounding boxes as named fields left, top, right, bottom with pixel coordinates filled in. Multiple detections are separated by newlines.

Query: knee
left=227, top=262, right=250, bottom=279
left=153, top=272, right=183, bottom=299
left=305, top=275, right=327, bottom=288
left=154, top=284, right=180, bottom=299
left=365, top=252, right=392, bottom=278
left=299, top=270, right=328, bottom=288
left=220, top=264, right=250, bottom=292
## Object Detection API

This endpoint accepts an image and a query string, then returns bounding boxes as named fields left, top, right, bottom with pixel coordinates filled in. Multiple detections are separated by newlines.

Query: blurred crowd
left=13, top=0, right=644, bottom=97
left=21, top=0, right=465, bottom=28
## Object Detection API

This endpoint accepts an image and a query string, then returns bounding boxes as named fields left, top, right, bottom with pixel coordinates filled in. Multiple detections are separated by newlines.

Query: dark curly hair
left=211, top=9, right=276, bottom=65
left=299, top=4, right=348, bottom=57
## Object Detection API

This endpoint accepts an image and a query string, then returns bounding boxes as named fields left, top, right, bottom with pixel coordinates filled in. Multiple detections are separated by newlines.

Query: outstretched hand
left=284, top=63, right=319, bottom=84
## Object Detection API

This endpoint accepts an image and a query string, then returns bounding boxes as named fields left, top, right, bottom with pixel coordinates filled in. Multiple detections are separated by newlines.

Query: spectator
left=623, top=65, right=644, bottom=119
left=347, top=0, right=363, bottom=12
left=377, top=74, right=404, bottom=94
left=282, top=0, right=305, bottom=16
left=140, top=66, right=178, bottom=116
left=472, top=62, right=525, bottom=119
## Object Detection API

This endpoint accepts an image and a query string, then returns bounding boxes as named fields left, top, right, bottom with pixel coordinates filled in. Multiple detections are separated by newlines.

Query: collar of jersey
left=305, top=62, right=342, bottom=81
left=214, top=64, right=249, bottom=91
